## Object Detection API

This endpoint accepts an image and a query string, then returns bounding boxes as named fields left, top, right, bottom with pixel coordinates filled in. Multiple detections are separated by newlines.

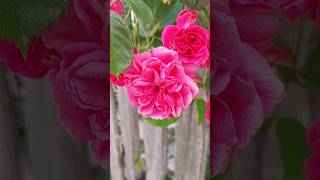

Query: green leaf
left=0, top=0, right=66, bottom=54
left=252, top=118, right=274, bottom=143
left=276, top=118, right=310, bottom=180
left=110, top=11, right=133, bottom=76
left=203, top=77, right=210, bottom=89
left=146, top=117, right=180, bottom=127
left=196, top=98, right=206, bottom=124
left=143, top=0, right=183, bottom=27
left=134, top=160, right=142, bottom=171
left=148, top=22, right=161, bottom=37
left=125, top=0, right=154, bottom=25
left=300, top=49, right=320, bottom=87
left=198, top=9, right=210, bottom=28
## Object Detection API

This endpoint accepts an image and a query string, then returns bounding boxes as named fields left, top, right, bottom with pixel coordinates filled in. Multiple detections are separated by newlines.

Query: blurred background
left=0, top=65, right=107, bottom=180
left=214, top=12, right=320, bottom=180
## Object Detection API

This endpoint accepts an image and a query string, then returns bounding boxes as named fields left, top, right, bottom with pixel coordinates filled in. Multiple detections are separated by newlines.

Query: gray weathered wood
left=110, top=87, right=125, bottom=180
left=22, top=78, right=93, bottom=180
left=142, top=123, right=168, bottom=180
left=174, top=104, right=210, bottom=180
left=117, top=87, right=142, bottom=179
left=0, top=66, right=21, bottom=180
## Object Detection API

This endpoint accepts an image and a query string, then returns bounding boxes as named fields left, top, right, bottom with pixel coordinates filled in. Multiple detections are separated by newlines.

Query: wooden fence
left=110, top=87, right=210, bottom=180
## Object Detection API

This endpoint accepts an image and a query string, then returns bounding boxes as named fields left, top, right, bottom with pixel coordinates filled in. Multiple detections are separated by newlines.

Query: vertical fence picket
left=142, top=124, right=168, bottom=180
left=117, top=87, right=142, bottom=179
left=110, top=87, right=125, bottom=180
left=0, top=66, right=21, bottom=180
left=174, top=104, right=209, bottom=180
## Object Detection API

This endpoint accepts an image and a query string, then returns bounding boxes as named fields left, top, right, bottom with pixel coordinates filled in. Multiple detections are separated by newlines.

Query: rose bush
left=110, top=2, right=210, bottom=125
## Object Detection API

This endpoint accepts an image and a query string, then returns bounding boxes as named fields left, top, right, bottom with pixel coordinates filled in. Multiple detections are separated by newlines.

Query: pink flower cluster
left=0, top=0, right=108, bottom=168
left=305, top=120, right=320, bottom=180
left=212, top=0, right=285, bottom=175
left=112, top=8, right=209, bottom=120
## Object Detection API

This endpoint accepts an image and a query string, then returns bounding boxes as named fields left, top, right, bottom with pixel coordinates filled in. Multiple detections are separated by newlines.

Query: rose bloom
left=162, top=8, right=209, bottom=66
left=124, top=47, right=199, bottom=119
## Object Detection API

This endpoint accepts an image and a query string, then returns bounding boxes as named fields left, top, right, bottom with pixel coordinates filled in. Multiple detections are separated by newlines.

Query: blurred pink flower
left=110, top=73, right=126, bottom=86
left=212, top=3, right=285, bottom=175
left=110, top=0, right=124, bottom=16
left=162, top=8, right=209, bottom=66
left=0, top=37, right=51, bottom=78
left=125, top=47, right=199, bottom=119
left=231, top=0, right=308, bottom=22
left=43, top=0, right=108, bottom=167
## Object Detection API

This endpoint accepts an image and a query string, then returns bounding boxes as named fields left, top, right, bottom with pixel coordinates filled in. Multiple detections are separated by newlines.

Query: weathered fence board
left=174, top=104, right=209, bottom=180
left=142, top=123, right=168, bottom=180
left=117, top=87, right=142, bottom=179
left=0, top=66, right=21, bottom=180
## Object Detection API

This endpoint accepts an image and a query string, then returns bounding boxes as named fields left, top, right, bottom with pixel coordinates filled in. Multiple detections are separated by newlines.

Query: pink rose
left=212, top=4, right=284, bottom=175
left=125, top=47, right=199, bottom=119
left=176, top=8, right=198, bottom=28
left=162, top=8, right=209, bottom=66
left=110, top=0, right=124, bottom=16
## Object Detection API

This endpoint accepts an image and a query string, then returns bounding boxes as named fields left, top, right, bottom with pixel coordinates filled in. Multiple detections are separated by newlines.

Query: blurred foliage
left=300, top=48, right=320, bottom=88
left=276, top=118, right=310, bottom=180
left=143, top=0, right=183, bottom=27
left=0, top=0, right=66, bottom=54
